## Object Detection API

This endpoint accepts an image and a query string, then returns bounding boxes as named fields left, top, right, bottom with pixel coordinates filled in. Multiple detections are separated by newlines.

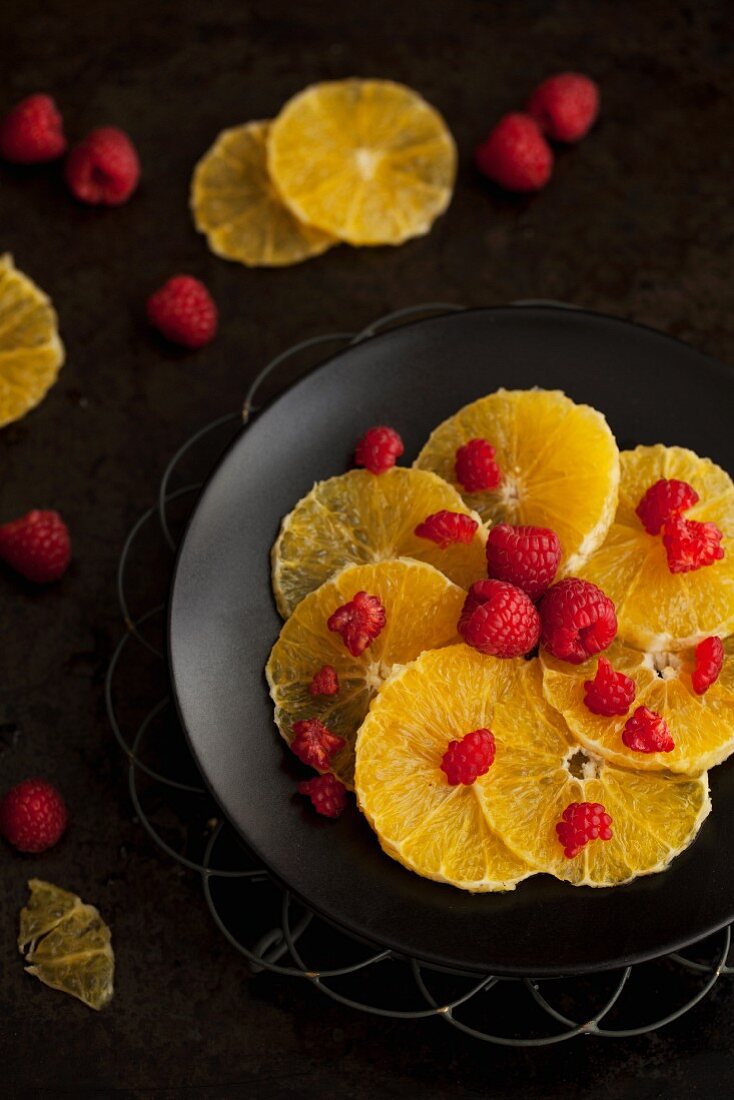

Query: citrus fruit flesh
left=266, top=559, right=465, bottom=787
left=414, top=389, right=619, bottom=574
left=542, top=637, right=734, bottom=775
left=191, top=121, right=335, bottom=267
left=271, top=467, right=486, bottom=618
left=577, top=445, right=734, bottom=649
left=0, top=253, right=64, bottom=428
left=19, top=879, right=114, bottom=1010
left=267, top=79, right=456, bottom=246
left=355, top=647, right=710, bottom=888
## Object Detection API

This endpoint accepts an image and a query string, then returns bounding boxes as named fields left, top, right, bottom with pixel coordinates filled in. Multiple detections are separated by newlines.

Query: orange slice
left=0, top=254, right=64, bottom=428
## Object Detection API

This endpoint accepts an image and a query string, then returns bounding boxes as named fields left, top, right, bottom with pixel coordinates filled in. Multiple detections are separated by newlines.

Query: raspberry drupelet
left=327, top=591, right=386, bottom=657
left=458, top=579, right=541, bottom=658
left=539, top=578, right=617, bottom=664
left=583, top=657, right=636, bottom=717
left=440, top=729, right=496, bottom=786
left=298, top=774, right=347, bottom=818
left=454, top=439, right=502, bottom=493
left=485, top=524, right=561, bottom=601
left=635, top=478, right=699, bottom=535
left=354, top=426, right=404, bottom=474
left=691, top=637, right=725, bottom=695
left=622, top=707, right=674, bottom=754
left=309, top=664, right=340, bottom=696
left=291, top=719, right=345, bottom=770
left=414, top=510, right=478, bottom=548
left=556, top=802, right=612, bottom=859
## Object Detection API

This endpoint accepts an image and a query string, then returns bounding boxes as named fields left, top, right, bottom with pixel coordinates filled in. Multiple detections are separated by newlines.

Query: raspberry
left=0, top=509, right=70, bottom=583
left=440, top=728, right=496, bottom=786
left=539, top=578, right=617, bottom=664
left=474, top=113, right=553, bottom=192
left=414, top=510, right=479, bottom=548
left=291, top=718, right=345, bottom=770
left=65, top=126, right=140, bottom=205
left=485, top=524, right=561, bottom=601
left=691, top=636, right=725, bottom=695
left=583, top=657, right=636, bottom=716
left=147, top=275, right=218, bottom=349
left=327, top=591, right=386, bottom=657
left=556, top=802, right=612, bottom=859
left=635, top=479, right=699, bottom=535
left=0, top=778, right=67, bottom=853
left=455, top=439, right=502, bottom=493
left=0, top=94, right=66, bottom=164
left=309, top=665, right=340, bottom=696
left=298, top=774, right=347, bottom=818
left=354, top=426, right=404, bottom=474
left=527, top=73, right=600, bottom=143
left=622, top=706, right=674, bottom=753
left=458, top=579, right=541, bottom=658
left=662, top=514, right=724, bottom=574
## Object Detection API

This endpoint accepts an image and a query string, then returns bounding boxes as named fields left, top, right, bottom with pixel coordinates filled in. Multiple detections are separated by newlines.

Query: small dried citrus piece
left=18, top=879, right=114, bottom=1010
left=267, top=79, right=456, bottom=246
left=191, top=121, right=335, bottom=267
left=0, top=254, right=64, bottom=428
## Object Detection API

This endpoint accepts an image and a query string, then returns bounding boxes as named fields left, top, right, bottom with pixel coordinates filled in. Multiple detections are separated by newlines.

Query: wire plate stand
left=106, top=302, right=734, bottom=1045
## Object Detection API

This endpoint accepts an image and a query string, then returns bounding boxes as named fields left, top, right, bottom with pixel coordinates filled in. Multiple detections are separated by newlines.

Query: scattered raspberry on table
left=147, top=275, right=218, bottom=349
left=65, top=126, right=140, bottom=205
left=0, top=778, right=68, bottom=853
left=527, top=72, right=600, bottom=143
left=0, top=94, right=66, bottom=164
left=474, top=113, right=553, bottom=192
left=0, top=509, right=70, bottom=583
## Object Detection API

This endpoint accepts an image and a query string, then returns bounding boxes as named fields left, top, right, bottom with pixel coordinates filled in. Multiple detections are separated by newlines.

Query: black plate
left=169, top=306, right=734, bottom=976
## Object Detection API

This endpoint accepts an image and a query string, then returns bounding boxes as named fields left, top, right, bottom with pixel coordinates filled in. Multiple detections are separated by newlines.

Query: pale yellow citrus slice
left=414, top=389, right=619, bottom=574
left=0, top=254, right=64, bottom=428
left=267, top=79, right=456, bottom=246
left=191, top=121, right=335, bottom=267
left=356, top=647, right=710, bottom=889
left=18, top=879, right=114, bottom=1010
left=542, top=637, right=734, bottom=775
left=266, top=559, right=464, bottom=787
left=271, top=467, right=486, bottom=618
left=577, top=445, right=734, bottom=649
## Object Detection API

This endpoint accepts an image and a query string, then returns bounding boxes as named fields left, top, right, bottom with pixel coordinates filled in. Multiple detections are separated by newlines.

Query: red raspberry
left=556, top=802, right=612, bottom=859
left=0, top=509, right=70, bottom=583
left=635, top=479, right=699, bottom=535
left=527, top=73, right=600, bottom=143
left=583, top=657, right=636, bottom=716
left=414, top=510, right=479, bottom=548
left=354, top=426, right=404, bottom=474
left=458, top=578, right=541, bottom=658
left=455, top=439, right=502, bottom=493
left=298, top=774, right=347, bottom=818
left=485, top=524, right=561, bottom=601
left=309, top=665, right=340, bottom=696
left=147, top=275, right=218, bottom=349
left=0, top=94, right=66, bottom=164
left=440, top=728, right=496, bottom=786
left=65, top=126, right=140, bottom=205
left=691, top=636, right=725, bottom=695
left=291, top=718, right=345, bottom=770
left=0, top=778, right=68, bottom=853
left=327, top=591, right=386, bottom=657
left=539, top=578, right=617, bottom=664
left=662, top=514, right=724, bottom=574
left=622, top=706, right=674, bottom=753
left=475, top=113, right=553, bottom=192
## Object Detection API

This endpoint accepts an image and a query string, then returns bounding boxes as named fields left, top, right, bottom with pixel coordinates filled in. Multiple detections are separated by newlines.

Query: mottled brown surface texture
left=3, top=0, right=734, bottom=1096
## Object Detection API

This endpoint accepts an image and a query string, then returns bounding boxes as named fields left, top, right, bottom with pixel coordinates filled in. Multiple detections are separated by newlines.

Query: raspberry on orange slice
left=414, top=389, right=619, bottom=575
left=266, top=559, right=465, bottom=788
left=577, top=445, right=734, bottom=649
left=0, top=254, right=64, bottom=428
left=542, top=636, right=734, bottom=775
left=271, top=467, right=486, bottom=619
left=356, top=649, right=710, bottom=889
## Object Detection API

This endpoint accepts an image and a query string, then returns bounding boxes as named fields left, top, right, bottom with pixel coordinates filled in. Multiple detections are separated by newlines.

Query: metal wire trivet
left=106, top=302, right=734, bottom=1045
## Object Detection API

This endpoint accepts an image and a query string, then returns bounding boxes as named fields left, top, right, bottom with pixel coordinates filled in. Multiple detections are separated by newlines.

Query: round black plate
left=169, top=306, right=734, bottom=976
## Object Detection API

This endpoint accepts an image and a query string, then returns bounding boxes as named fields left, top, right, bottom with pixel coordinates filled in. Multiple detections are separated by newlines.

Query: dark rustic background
left=3, top=1, right=734, bottom=1096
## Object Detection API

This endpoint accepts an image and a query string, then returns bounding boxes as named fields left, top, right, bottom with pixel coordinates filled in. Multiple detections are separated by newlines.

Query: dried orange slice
left=0, top=254, right=64, bottom=428
left=414, top=389, right=619, bottom=574
left=356, top=648, right=710, bottom=888
left=271, top=467, right=486, bottom=618
left=542, top=637, right=734, bottom=774
left=266, top=559, right=464, bottom=787
left=267, top=79, right=456, bottom=246
left=191, top=121, right=335, bottom=267
left=18, top=879, right=114, bottom=1010
left=577, top=445, right=734, bottom=649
